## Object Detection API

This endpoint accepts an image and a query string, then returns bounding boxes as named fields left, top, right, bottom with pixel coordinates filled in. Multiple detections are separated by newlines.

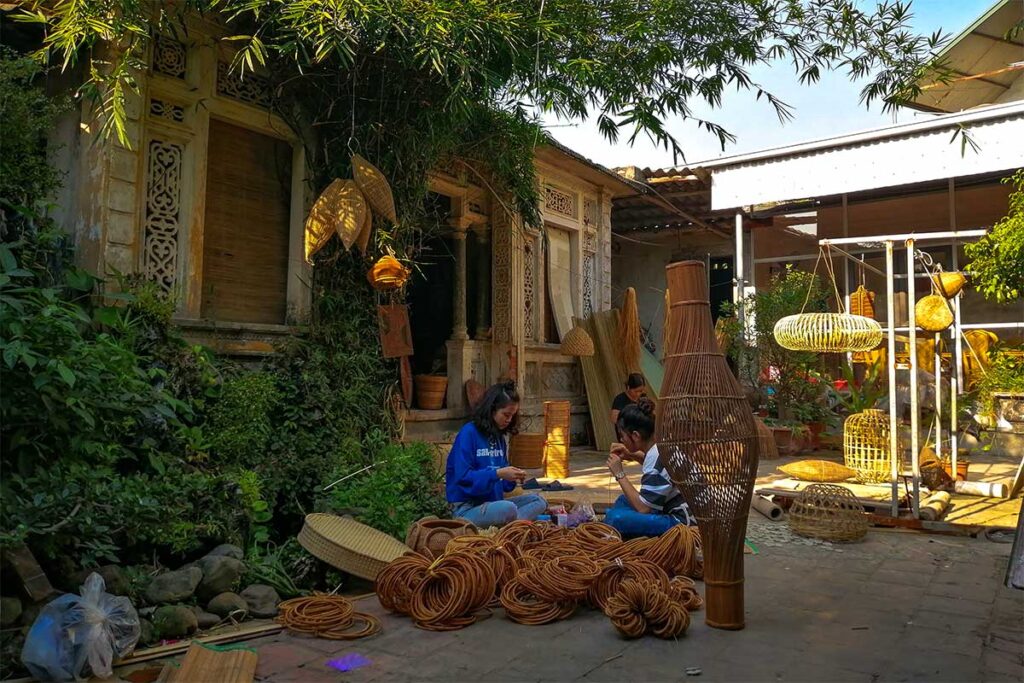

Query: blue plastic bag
left=22, top=573, right=140, bottom=681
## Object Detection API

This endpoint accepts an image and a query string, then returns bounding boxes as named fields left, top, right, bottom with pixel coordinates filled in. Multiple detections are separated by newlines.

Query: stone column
left=451, top=224, right=469, bottom=341
left=473, top=225, right=492, bottom=339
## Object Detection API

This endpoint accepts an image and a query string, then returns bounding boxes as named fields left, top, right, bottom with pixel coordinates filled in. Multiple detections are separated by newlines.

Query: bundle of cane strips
left=604, top=579, right=691, bottom=640
left=668, top=576, right=704, bottom=611
left=588, top=558, right=669, bottom=611
left=407, top=552, right=495, bottom=631
left=277, top=594, right=382, bottom=640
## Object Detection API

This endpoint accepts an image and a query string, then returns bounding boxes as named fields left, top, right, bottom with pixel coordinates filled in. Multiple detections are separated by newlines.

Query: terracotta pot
left=941, top=459, right=970, bottom=482
left=771, top=427, right=794, bottom=454
left=414, top=374, right=448, bottom=410
left=807, top=421, right=826, bottom=448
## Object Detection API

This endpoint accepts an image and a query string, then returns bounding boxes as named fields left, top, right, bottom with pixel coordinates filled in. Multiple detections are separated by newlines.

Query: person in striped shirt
left=603, top=397, right=694, bottom=537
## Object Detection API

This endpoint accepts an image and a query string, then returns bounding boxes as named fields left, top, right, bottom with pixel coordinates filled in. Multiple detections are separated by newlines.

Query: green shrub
left=964, top=170, right=1024, bottom=304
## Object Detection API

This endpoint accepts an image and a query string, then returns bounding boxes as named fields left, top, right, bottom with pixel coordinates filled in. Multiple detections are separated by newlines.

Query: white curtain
left=546, top=228, right=574, bottom=340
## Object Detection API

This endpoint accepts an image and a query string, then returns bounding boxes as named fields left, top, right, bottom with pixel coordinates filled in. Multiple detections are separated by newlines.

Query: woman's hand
left=605, top=453, right=625, bottom=478
left=497, top=466, right=526, bottom=483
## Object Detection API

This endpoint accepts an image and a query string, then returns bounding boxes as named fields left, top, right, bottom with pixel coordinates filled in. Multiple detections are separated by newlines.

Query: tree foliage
left=964, top=170, right=1024, bottom=304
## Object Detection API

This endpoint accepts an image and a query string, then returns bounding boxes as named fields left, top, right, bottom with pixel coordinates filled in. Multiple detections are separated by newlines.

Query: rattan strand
left=277, top=594, right=381, bottom=640
left=604, top=579, right=691, bottom=639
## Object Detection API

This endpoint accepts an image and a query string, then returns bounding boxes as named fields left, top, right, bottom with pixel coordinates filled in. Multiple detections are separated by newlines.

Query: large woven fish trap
left=843, top=409, right=899, bottom=484
left=658, top=261, right=759, bottom=631
left=774, top=312, right=883, bottom=353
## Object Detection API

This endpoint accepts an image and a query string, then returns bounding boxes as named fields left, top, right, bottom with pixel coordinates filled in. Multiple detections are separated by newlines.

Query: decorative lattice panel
left=542, top=362, right=581, bottom=396
left=583, top=198, right=598, bottom=227
left=149, top=98, right=185, bottom=123
left=544, top=185, right=577, bottom=219
left=524, top=238, right=536, bottom=340
left=582, top=251, right=595, bottom=317
left=216, top=61, right=272, bottom=108
left=143, top=139, right=184, bottom=292
left=152, top=36, right=186, bottom=79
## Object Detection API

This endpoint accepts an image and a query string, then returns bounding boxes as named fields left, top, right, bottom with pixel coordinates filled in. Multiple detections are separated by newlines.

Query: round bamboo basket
left=930, top=271, right=966, bottom=298
left=773, top=313, right=883, bottom=353
left=405, top=517, right=477, bottom=560
left=367, top=254, right=409, bottom=291
left=779, top=459, right=856, bottom=483
left=915, top=295, right=953, bottom=332
left=559, top=325, right=594, bottom=357
left=789, top=484, right=867, bottom=543
left=414, top=374, right=447, bottom=410
left=843, top=409, right=896, bottom=484
left=509, top=433, right=545, bottom=469
left=298, top=513, right=411, bottom=580
left=351, top=154, right=397, bottom=224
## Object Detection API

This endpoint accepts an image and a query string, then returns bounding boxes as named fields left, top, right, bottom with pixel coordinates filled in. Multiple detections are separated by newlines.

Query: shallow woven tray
left=298, top=513, right=411, bottom=581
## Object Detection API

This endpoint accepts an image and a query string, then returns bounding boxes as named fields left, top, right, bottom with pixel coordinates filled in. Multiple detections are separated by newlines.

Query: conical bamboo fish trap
left=774, top=312, right=883, bottom=353
left=334, top=180, right=368, bottom=251
left=560, top=325, right=594, bottom=357
left=659, top=261, right=759, bottom=630
left=304, top=179, right=346, bottom=263
left=352, top=154, right=397, bottom=224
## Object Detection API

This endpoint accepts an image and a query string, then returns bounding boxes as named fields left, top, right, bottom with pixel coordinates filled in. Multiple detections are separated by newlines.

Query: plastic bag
left=22, top=572, right=141, bottom=681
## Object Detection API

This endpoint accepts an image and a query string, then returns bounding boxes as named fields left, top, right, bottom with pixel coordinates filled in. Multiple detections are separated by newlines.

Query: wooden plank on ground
left=117, top=622, right=282, bottom=665
left=865, top=514, right=984, bottom=537
left=757, top=487, right=901, bottom=516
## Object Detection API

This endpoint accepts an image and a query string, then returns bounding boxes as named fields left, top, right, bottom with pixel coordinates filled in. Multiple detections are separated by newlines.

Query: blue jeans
left=604, top=495, right=684, bottom=538
left=452, top=494, right=547, bottom=528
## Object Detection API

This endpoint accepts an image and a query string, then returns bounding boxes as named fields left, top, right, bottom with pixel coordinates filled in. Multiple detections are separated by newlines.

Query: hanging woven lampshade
left=930, top=271, right=967, bottom=299
left=351, top=154, right=398, bottom=224
left=915, top=294, right=953, bottom=332
left=304, top=179, right=345, bottom=263
left=560, top=325, right=594, bottom=357
left=843, top=409, right=899, bottom=484
left=367, top=254, right=409, bottom=291
left=773, top=313, right=883, bottom=353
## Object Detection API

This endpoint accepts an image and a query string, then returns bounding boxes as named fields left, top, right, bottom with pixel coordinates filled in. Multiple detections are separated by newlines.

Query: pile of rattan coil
left=375, top=520, right=703, bottom=639
left=277, top=594, right=382, bottom=640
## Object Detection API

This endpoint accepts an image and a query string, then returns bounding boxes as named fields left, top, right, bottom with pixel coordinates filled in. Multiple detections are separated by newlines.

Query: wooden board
left=202, top=119, right=293, bottom=325
left=378, top=304, right=413, bottom=358
left=117, top=622, right=281, bottom=666
left=757, top=485, right=903, bottom=516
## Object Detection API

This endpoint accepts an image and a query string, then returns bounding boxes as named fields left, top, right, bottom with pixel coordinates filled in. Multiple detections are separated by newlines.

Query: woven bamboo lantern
left=774, top=312, right=883, bottom=353
left=351, top=154, right=398, bottom=224
left=659, top=261, right=759, bottom=630
left=915, top=294, right=953, bottom=332
left=367, top=254, right=409, bottom=291
left=843, top=409, right=895, bottom=483
left=560, top=325, right=594, bottom=357
left=542, top=400, right=571, bottom=479
left=304, top=179, right=346, bottom=263
left=789, top=484, right=868, bottom=543
left=930, top=271, right=967, bottom=299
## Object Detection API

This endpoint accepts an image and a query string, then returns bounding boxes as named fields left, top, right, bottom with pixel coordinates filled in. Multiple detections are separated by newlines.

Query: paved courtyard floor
left=241, top=515, right=1022, bottom=682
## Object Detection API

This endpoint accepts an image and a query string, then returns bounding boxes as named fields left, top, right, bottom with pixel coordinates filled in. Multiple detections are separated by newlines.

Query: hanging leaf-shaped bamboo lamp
left=351, top=154, right=398, bottom=224
left=304, top=179, right=346, bottom=263
left=334, top=180, right=368, bottom=251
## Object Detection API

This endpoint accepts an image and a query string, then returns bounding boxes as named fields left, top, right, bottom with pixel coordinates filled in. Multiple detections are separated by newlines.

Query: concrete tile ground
left=237, top=517, right=1022, bottom=682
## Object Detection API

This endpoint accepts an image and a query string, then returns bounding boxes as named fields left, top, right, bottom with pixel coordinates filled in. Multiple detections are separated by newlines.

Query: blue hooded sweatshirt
left=445, top=422, right=516, bottom=505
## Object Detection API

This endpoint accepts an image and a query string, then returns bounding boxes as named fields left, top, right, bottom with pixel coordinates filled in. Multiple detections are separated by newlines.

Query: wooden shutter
left=202, top=119, right=292, bottom=324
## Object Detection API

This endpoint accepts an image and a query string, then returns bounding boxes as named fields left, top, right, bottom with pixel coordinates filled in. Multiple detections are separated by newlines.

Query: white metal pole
left=951, top=372, right=958, bottom=483
left=907, top=239, right=921, bottom=518
left=735, top=211, right=744, bottom=342
left=886, top=242, right=899, bottom=517
left=934, top=332, right=942, bottom=465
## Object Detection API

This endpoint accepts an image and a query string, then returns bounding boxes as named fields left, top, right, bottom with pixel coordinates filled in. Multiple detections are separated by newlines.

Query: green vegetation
left=965, top=170, right=1024, bottom=304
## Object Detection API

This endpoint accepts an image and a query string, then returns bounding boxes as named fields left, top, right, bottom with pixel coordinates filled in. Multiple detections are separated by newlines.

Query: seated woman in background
left=610, top=373, right=647, bottom=426
left=604, top=397, right=694, bottom=537
left=446, top=380, right=547, bottom=527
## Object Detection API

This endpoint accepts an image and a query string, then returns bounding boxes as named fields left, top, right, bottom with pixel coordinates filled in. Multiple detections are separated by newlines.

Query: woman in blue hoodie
left=446, top=380, right=547, bottom=527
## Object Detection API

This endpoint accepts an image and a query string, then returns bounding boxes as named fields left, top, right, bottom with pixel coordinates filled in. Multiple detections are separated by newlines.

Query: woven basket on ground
left=560, top=325, right=595, bottom=357
left=755, top=418, right=779, bottom=460
left=405, top=516, right=477, bottom=559
left=298, top=513, right=411, bottom=580
left=915, top=294, right=953, bottom=332
left=789, top=484, right=868, bottom=542
left=843, top=409, right=896, bottom=484
left=509, top=433, right=545, bottom=469
left=351, top=154, right=397, bottom=224
left=930, top=271, right=966, bottom=299
left=367, top=254, right=410, bottom=291
left=543, top=400, right=571, bottom=479
left=774, top=312, right=883, bottom=353
left=779, top=459, right=856, bottom=483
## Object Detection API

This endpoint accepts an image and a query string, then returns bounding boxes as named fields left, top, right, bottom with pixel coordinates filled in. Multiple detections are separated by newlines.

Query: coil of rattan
left=789, top=483, right=868, bottom=543
left=277, top=594, right=381, bottom=640
left=604, top=579, right=691, bottom=639
left=589, top=558, right=669, bottom=611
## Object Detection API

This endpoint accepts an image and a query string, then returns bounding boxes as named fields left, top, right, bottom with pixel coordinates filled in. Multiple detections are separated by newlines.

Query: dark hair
left=472, top=380, right=521, bottom=439
left=625, top=373, right=646, bottom=389
left=616, top=396, right=655, bottom=440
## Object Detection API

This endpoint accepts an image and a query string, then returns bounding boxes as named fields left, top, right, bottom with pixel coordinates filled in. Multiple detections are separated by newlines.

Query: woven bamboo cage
left=543, top=401, right=571, bottom=479
left=843, top=409, right=896, bottom=484
left=754, top=418, right=779, bottom=460
left=351, top=154, right=397, bottom=224
left=405, top=516, right=477, bottom=560
left=915, top=294, right=953, bottom=332
left=778, top=460, right=856, bottom=483
left=788, top=484, right=867, bottom=542
left=367, top=254, right=410, bottom=291
left=849, top=286, right=877, bottom=363
left=930, top=271, right=967, bottom=299
left=560, top=325, right=595, bottom=357
left=774, top=312, right=883, bottom=353
left=658, top=261, right=759, bottom=630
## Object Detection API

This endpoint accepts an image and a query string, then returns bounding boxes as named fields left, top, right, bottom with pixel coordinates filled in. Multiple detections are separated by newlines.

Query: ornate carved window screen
left=544, top=185, right=577, bottom=219
left=152, top=36, right=186, bottom=79
left=216, top=61, right=273, bottom=109
left=142, top=139, right=184, bottom=293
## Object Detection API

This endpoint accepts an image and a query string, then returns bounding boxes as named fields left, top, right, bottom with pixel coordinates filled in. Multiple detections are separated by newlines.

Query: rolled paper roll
left=751, top=495, right=783, bottom=521
left=954, top=480, right=1007, bottom=499
left=919, top=491, right=951, bottom=521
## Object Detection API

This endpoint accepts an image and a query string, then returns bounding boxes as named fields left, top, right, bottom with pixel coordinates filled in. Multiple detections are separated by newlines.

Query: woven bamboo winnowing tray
left=298, top=513, right=411, bottom=581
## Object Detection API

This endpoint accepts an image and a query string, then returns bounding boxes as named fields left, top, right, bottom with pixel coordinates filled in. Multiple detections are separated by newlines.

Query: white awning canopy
left=698, top=101, right=1024, bottom=211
